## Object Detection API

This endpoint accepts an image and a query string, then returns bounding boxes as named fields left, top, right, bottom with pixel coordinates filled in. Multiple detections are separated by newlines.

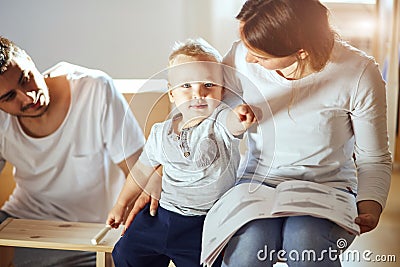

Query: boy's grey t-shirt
left=139, top=104, right=241, bottom=216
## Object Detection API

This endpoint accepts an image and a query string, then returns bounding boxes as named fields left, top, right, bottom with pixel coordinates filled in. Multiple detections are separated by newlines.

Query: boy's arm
left=107, top=160, right=157, bottom=228
left=226, top=104, right=257, bottom=136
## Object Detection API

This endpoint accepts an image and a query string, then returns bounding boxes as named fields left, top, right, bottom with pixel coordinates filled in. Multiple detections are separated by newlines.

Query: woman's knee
left=222, top=218, right=284, bottom=267
left=283, top=216, right=354, bottom=249
left=282, top=216, right=355, bottom=266
left=235, top=218, right=283, bottom=248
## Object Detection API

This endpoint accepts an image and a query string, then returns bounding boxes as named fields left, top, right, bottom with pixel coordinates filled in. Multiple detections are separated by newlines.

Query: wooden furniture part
left=0, top=218, right=123, bottom=267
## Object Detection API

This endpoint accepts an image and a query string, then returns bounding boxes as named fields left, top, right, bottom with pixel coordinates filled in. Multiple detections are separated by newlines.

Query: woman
left=221, top=0, right=392, bottom=266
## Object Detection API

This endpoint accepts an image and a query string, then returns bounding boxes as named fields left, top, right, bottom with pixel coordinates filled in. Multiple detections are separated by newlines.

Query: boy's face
left=168, top=55, right=224, bottom=121
left=0, top=55, right=50, bottom=117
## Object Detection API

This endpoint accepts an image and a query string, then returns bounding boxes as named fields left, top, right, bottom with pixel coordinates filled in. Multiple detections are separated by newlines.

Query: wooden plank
left=0, top=218, right=13, bottom=231
left=0, top=219, right=122, bottom=253
left=96, top=251, right=115, bottom=267
left=96, top=251, right=106, bottom=267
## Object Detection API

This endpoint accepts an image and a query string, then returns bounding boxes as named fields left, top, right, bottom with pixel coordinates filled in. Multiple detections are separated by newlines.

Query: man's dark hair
left=0, top=36, right=23, bottom=74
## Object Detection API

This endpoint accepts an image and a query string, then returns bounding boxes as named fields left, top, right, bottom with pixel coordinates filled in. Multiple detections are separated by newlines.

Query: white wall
left=0, top=0, right=241, bottom=79
left=324, top=3, right=377, bottom=55
left=0, top=0, right=377, bottom=76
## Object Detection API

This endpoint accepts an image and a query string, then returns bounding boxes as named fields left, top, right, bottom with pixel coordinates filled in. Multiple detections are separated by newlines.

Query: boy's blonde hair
left=168, top=38, right=222, bottom=66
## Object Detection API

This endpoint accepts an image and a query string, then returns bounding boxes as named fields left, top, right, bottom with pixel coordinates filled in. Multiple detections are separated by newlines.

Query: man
left=0, top=36, right=145, bottom=266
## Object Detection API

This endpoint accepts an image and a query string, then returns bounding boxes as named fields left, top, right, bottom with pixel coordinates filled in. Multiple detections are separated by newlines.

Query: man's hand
left=355, top=200, right=382, bottom=234
left=121, top=168, right=162, bottom=235
left=122, top=192, right=159, bottom=235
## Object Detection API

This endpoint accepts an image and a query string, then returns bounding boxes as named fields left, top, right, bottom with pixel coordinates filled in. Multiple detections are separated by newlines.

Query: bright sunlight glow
left=321, top=0, right=375, bottom=4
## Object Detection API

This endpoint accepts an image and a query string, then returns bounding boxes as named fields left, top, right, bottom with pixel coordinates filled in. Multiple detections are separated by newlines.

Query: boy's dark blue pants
left=112, top=204, right=222, bottom=267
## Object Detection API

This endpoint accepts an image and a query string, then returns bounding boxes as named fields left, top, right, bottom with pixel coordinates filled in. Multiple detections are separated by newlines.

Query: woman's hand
left=355, top=200, right=382, bottom=234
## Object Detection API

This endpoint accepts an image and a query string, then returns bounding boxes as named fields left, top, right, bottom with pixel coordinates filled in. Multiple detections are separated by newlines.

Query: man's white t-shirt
left=0, top=62, right=145, bottom=223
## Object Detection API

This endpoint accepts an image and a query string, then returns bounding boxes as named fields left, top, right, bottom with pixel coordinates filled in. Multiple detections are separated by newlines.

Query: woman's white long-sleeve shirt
left=223, top=40, right=392, bottom=208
